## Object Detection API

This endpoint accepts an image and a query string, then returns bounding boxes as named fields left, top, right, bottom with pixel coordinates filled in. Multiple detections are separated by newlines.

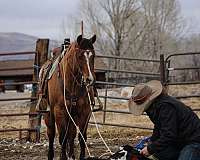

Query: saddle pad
left=47, top=56, right=60, bottom=80
left=47, top=49, right=67, bottom=80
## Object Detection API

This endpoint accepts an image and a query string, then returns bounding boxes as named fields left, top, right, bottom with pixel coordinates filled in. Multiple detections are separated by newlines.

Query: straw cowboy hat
left=128, top=80, right=163, bottom=116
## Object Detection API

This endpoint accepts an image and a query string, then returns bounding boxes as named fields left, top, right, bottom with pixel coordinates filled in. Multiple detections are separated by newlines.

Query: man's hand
left=140, top=146, right=150, bottom=157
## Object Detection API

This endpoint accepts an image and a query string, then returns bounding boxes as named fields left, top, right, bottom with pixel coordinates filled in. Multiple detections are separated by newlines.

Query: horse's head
left=76, top=34, right=96, bottom=86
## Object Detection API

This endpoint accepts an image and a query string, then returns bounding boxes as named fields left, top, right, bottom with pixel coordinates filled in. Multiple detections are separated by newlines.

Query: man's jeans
left=154, top=143, right=200, bottom=160
left=178, top=143, right=200, bottom=160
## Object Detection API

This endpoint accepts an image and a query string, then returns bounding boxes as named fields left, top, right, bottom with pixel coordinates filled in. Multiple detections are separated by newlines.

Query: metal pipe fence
left=93, top=54, right=160, bottom=130
left=92, top=53, right=200, bottom=130
left=165, top=52, right=200, bottom=98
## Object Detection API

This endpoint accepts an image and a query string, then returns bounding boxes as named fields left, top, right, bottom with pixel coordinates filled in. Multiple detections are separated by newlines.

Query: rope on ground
left=86, top=86, right=113, bottom=156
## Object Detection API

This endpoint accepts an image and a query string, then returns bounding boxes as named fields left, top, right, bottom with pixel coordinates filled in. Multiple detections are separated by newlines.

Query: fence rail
left=96, top=68, right=160, bottom=76
left=0, top=81, right=38, bottom=86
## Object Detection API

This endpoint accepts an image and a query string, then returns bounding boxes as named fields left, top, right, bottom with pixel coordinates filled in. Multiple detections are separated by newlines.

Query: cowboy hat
left=128, top=80, right=163, bottom=116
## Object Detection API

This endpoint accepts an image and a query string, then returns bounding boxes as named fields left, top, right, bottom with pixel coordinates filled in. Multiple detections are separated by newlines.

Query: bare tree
left=78, top=0, right=186, bottom=81
left=80, top=0, right=184, bottom=57
left=80, top=0, right=141, bottom=72
left=139, top=0, right=184, bottom=59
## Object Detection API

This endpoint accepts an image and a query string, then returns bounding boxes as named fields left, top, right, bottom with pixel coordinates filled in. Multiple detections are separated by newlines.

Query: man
left=128, top=80, right=200, bottom=160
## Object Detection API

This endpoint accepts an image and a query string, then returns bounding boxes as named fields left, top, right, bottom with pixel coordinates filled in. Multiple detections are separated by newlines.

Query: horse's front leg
left=78, top=132, right=86, bottom=160
left=68, top=123, right=77, bottom=160
left=55, top=107, right=68, bottom=160
left=44, top=111, right=55, bottom=160
left=78, top=119, right=90, bottom=160
left=59, top=125, right=69, bottom=160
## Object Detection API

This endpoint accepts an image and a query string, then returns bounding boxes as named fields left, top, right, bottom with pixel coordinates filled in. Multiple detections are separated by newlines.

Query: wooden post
left=27, top=39, right=49, bottom=142
left=160, top=54, right=166, bottom=85
left=81, top=20, right=84, bottom=36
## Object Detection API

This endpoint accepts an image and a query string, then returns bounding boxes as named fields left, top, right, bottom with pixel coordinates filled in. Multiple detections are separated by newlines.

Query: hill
left=0, top=32, right=38, bottom=52
left=0, top=32, right=59, bottom=60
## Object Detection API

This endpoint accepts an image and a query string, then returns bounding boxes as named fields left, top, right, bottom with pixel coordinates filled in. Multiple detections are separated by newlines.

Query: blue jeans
left=178, top=143, right=200, bottom=160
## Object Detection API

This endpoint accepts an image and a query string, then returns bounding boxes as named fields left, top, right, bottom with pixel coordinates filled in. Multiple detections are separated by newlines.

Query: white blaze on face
left=84, top=50, right=94, bottom=84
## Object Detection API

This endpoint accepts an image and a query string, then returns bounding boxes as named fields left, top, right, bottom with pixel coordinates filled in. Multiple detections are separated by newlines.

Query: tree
left=80, top=0, right=141, bottom=72
left=139, top=0, right=184, bottom=59
left=78, top=0, right=185, bottom=81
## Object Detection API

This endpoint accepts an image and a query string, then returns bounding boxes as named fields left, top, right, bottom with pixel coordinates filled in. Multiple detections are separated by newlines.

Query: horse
left=44, top=34, right=96, bottom=160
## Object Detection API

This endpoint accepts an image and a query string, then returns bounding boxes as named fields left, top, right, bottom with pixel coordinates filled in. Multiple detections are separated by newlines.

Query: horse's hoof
left=48, top=151, right=54, bottom=160
left=60, top=153, right=67, bottom=160
left=80, top=156, right=85, bottom=160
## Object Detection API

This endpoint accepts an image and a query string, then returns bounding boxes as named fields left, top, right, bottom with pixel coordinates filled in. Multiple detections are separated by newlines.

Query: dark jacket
left=146, top=94, right=200, bottom=155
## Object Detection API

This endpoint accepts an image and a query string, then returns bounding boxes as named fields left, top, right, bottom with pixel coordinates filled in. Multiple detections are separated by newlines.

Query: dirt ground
left=0, top=84, right=199, bottom=159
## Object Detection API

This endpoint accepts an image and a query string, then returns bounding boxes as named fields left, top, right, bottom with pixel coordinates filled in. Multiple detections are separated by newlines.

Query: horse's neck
left=60, top=55, right=81, bottom=93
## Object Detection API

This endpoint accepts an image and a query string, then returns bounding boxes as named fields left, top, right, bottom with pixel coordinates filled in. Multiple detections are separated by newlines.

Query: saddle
left=36, top=44, right=69, bottom=111
left=36, top=58, right=54, bottom=111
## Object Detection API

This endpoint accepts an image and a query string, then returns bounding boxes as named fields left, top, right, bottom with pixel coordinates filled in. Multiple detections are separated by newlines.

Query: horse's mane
left=66, top=42, right=77, bottom=57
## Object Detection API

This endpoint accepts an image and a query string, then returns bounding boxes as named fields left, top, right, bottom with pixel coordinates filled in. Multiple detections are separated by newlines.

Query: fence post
left=27, top=39, right=49, bottom=142
left=160, top=54, right=166, bottom=85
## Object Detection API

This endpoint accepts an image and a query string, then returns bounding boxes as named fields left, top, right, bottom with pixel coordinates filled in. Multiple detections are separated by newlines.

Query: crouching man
left=128, top=80, right=200, bottom=160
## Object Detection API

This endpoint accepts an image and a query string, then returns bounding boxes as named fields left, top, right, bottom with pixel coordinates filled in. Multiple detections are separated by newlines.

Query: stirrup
left=92, top=104, right=103, bottom=112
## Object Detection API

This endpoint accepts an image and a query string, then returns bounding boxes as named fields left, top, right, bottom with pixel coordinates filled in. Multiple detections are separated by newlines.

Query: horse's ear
left=77, top=35, right=82, bottom=45
left=90, top=35, right=96, bottom=44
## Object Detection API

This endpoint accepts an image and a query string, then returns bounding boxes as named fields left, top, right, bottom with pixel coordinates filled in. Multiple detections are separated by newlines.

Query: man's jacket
left=146, top=94, right=200, bottom=154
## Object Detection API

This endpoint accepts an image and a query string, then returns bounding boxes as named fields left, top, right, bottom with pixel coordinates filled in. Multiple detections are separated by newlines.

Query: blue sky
left=0, top=0, right=200, bottom=40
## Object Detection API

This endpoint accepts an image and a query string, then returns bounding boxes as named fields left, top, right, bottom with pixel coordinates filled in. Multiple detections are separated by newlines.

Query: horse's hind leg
left=44, top=111, right=55, bottom=160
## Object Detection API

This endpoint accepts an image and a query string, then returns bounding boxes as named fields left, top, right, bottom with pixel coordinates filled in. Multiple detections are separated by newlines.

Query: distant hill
left=0, top=32, right=38, bottom=52
left=0, top=32, right=59, bottom=60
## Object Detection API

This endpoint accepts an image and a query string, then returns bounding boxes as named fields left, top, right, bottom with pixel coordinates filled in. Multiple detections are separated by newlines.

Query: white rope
left=86, top=86, right=113, bottom=155
left=62, top=59, right=92, bottom=157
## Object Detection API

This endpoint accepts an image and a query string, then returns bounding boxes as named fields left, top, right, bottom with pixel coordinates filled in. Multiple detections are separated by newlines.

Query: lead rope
left=86, top=86, right=113, bottom=157
left=62, top=60, right=92, bottom=157
left=62, top=50, right=113, bottom=158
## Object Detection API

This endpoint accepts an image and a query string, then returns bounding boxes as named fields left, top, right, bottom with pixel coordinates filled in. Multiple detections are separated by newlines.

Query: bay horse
left=45, top=34, right=96, bottom=160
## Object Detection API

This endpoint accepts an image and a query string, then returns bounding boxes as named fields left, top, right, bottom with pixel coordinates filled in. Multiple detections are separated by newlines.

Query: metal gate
left=91, top=52, right=200, bottom=130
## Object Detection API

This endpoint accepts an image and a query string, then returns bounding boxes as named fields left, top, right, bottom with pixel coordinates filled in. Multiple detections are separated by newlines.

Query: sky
left=180, top=0, right=200, bottom=35
left=0, top=0, right=200, bottom=40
